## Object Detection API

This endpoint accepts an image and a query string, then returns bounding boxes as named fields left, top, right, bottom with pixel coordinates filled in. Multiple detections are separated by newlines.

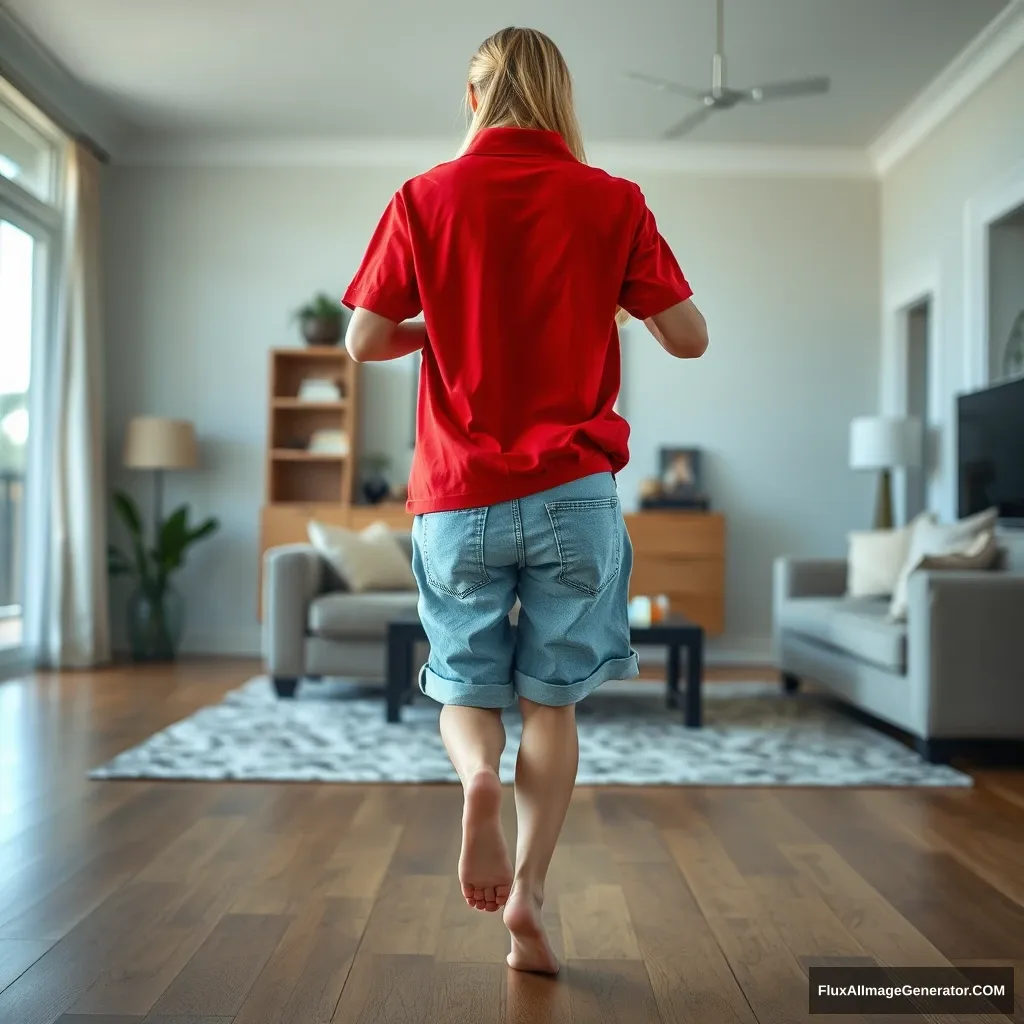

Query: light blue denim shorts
left=411, top=472, right=638, bottom=708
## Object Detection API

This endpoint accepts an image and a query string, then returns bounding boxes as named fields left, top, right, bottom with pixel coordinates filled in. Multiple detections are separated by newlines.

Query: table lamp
left=123, top=417, right=198, bottom=539
left=849, top=415, right=922, bottom=529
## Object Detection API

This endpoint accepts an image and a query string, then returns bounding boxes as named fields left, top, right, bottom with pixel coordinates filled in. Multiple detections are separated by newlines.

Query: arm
left=345, top=308, right=427, bottom=363
left=645, top=299, right=708, bottom=359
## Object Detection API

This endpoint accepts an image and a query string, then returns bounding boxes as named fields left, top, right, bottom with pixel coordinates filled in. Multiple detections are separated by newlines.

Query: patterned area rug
left=90, top=677, right=971, bottom=787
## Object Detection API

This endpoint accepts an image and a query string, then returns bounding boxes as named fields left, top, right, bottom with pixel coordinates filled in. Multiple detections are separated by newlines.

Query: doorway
left=904, top=298, right=931, bottom=520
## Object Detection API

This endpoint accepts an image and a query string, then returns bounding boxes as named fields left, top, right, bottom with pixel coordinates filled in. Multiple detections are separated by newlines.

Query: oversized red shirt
left=343, top=127, right=692, bottom=514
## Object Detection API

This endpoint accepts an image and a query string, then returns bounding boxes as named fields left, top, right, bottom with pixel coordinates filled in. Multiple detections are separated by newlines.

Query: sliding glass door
left=0, top=206, right=47, bottom=657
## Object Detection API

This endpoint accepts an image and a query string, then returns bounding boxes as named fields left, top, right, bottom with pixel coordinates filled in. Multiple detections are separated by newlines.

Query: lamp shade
left=123, top=417, right=198, bottom=470
left=849, top=415, right=922, bottom=471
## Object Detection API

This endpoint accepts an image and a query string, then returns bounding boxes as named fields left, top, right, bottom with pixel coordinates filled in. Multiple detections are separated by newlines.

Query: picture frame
left=658, top=447, right=702, bottom=498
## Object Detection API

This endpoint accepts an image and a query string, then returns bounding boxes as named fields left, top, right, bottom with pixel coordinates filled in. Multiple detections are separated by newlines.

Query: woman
left=343, top=26, right=707, bottom=974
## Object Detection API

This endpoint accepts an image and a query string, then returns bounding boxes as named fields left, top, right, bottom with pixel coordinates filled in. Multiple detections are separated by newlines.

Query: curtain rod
left=0, top=60, right=112, bottom=165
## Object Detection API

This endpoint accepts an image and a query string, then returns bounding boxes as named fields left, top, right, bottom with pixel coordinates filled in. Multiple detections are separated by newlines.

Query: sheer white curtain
left=34, top=142, right=110, bottom=667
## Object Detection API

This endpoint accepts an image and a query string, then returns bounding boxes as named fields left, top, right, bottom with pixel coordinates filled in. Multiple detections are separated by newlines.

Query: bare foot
left=504, top=885, right=559, bottom=974
left=460, top=768, right=512, bottom=912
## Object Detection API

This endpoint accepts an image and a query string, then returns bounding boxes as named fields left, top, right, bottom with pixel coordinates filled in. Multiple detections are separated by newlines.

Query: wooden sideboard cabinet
left=623, top=511, right=726, bottom=636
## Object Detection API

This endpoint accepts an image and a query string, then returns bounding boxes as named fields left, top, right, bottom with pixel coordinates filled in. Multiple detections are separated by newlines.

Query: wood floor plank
left=618, top=862, right=757, bottom=1024
left=67, top=860, right=245, bottom=1017
left=566, top=960, right=661, bottom=1024
left=596, top=792, right=673, bottom=864
left=329, top=952, right=435, bottom=1024
left=145, top=912, right=291, bottom=1018
left=784, top=788, right=1024, bottom=959
left=0, top=882, right=179, bottom=1024
left=359, top=874, right=451, bottom=955
left=233, top=897, right=370, bottom=1024
left=0, top=937, right=52, bottom=994
left=386, top=786, right=462, bottom=876
left=503, top=967, right=572, bottom=1024
left=55, top=1015, right=144, bottom=1023
left=780, top=844, right=1007, bottom=1024
left=142, top=1017, right=234, bottom=1024
left=559, top=883, right=642, bottom=961
left=435, top=873, right=510, bottom=964
left=666, top=823, right=815, bottom=1024
left=423, top=962, right=505, bottom=1024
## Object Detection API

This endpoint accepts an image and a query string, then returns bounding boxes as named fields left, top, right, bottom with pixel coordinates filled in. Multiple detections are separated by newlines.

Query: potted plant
left=107, top=491, right=219, bottom=661
left=295, top=292, right=346, bottom=347
left=361, top=453, right=392, bottom=504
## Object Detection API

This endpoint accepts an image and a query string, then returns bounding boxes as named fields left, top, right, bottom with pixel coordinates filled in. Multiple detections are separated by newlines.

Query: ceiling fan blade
left=624, top=71, right=707, bottom=102
left=742, top=76, right=831, bottom=103
left=664, top=104, right=715, bottom=139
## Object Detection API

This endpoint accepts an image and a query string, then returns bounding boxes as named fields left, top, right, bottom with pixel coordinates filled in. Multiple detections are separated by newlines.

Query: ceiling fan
left=625, top=0, right=831, bottom=139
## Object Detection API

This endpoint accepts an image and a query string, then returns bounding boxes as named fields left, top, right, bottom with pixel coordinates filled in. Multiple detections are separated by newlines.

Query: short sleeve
left=618, top=187, right=693, bottom=321
left=342, top=190, right=422, bottom=322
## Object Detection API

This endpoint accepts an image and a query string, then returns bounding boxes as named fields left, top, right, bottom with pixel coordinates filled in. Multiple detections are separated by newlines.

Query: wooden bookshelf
left=265, top=347, right=359, bottom=505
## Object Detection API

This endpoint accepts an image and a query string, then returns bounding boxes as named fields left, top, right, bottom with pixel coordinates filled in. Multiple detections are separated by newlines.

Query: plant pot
left=128, top=584, right=185, bottom=662
left=362, top=475, right=390, bottom=505
left=301, top=316, right=342, bottom=347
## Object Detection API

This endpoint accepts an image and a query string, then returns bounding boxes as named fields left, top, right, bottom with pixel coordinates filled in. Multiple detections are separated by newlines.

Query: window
left=0, top=77, right=64, bottom=662
left=0, top=87, right=59, bottom=205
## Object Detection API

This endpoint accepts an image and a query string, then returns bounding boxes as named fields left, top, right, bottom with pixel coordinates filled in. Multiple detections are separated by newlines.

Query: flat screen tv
left=958, top=377, right=1024, bottom=524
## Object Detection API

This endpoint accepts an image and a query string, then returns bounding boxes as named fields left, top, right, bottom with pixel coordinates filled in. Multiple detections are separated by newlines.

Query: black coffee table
left=385, top=612, right=704, bottom=727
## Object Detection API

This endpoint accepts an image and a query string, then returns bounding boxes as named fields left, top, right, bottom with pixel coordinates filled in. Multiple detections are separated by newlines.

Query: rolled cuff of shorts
left=419, top=663, right=515, bottom=709
left=513, top=650, right=640, bottom=707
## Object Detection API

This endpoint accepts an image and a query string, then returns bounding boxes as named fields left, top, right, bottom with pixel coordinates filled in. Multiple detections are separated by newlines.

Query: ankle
left=510, top=877, right=544, bottom=905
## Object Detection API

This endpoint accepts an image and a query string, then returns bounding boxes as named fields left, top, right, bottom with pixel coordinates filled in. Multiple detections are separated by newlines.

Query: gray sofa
left=263, top=535, right=421, bottom=697
left=773, top=539, right=1024, bottom=762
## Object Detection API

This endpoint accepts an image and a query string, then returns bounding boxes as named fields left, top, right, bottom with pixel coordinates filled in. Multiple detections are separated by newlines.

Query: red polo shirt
left=343, top=127, right=692, bottom=514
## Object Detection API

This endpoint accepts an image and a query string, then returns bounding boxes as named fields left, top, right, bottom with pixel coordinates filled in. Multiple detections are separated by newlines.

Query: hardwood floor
left=0, top=660, right=1021, bottom=1023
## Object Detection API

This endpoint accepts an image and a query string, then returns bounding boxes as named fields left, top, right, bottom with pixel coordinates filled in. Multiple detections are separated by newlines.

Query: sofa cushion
left=309, top=591, right=419, bottom=639
left=779, top=596, right=906, bottom=672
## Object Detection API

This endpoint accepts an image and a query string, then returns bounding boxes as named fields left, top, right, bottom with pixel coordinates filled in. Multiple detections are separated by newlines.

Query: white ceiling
left=2, top=0, right=1010, bottom=146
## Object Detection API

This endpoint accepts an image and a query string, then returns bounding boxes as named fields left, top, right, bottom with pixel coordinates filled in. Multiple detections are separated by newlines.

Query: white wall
left=881, top=48, right=1024, bottom=521
left=102, top=161, right=880, bottom=660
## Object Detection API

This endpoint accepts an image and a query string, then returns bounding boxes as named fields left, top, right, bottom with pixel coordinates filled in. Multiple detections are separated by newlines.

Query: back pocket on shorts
left=545, top=497, right=621, bottom=596
left=421, top=506, right=490, bottom=599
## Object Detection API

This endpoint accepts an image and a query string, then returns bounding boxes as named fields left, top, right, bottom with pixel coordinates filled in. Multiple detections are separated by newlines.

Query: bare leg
left=439, top=705, right=513, bottom=912
left=504, top=698, right=579, bottom=974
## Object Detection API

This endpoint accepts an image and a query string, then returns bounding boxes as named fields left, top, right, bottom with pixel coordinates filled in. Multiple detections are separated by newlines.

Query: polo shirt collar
left=463, top=127, right=577, bottom=161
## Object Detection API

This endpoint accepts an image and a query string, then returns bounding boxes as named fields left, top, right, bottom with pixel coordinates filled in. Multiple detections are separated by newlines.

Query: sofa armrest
left=908, top=570, right=1024, bottom=738
left=263, top=544, right=325, bottom=677
left=773, top=557, right=848, bottom=600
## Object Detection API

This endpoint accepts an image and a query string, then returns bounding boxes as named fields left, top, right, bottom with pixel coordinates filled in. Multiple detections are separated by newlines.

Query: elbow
left=344, top=325, right=371, bottom=363
left=664, top=324, right=709, bottom=360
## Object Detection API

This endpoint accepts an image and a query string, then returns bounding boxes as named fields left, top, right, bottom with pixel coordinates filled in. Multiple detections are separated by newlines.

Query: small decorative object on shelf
left=295, top=292, right=346, bottom=347
left=298, top=377, right=343, bottom=402
left=361, top=453, right=391, bottom=505
left=639, top=446, right=711, bottom=510
left=1003, top=309, right=1024, bottom=379
left=307, top=429, right=350, bottom=456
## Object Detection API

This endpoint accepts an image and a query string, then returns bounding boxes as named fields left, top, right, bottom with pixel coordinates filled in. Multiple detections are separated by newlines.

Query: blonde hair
left=459, top=27, right=586, bottom=162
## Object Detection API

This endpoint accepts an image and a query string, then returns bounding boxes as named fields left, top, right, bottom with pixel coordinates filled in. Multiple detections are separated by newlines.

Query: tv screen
left=958, top=377, right=1024, bottom=523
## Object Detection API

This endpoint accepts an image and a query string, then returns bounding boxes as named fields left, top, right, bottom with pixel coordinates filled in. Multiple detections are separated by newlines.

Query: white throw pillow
left=846, top=520, right=921, bottom=598
left=889, top=507, right=999, bottom=620
left=308, top=520, right=416, bottom=593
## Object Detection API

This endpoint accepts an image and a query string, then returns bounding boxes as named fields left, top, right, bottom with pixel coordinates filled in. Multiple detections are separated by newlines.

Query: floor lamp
left=123, top=417, right=199, bottom=541
left=849, top=415, right=922, bottom=529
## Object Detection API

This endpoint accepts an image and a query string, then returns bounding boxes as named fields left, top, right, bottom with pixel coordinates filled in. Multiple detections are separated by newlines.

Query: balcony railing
left=0, top=469, right=24, bottom=613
